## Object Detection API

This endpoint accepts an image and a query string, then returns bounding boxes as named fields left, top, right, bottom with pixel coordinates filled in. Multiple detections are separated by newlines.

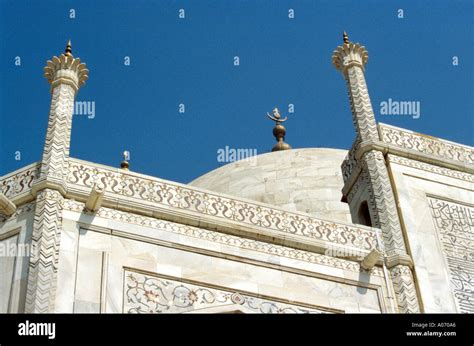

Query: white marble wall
left=0, top=234, right=18, bottom=312
left=388, top=155, right=473, bottom=313
left=0, top=205, right=35, bottom=313
left=55, top=207, right=389, bottom=314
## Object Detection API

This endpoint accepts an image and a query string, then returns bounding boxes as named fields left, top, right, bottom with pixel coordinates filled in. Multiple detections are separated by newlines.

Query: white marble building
left=0, top=36, right=472, bottom=314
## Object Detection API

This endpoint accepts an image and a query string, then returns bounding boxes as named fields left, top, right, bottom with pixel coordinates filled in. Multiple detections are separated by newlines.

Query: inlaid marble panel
left=428, top=197, right=474, bottom=313
left=123, top=270, right=329, bottom=314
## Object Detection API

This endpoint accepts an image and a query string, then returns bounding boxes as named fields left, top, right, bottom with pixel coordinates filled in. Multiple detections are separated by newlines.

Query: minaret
left=26, top=41, right=88, bottom=313
left=332, top=33, right=420, bottom=313
left=38, top=40, right=89, bottom=189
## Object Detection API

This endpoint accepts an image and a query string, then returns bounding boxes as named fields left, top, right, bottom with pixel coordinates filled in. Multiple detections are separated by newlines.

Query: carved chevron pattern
left=39, top=83, right=75, bottom=180
left=23, top=50, right=86, bottom=312
left=25, top=189, right=64, bottom=313
left=362, top=150, right=406, bottom=254
left=362, top=151, right=421, bottom=313
left=391, top=265, right=420, bottom=313
left=345, top=67, right=379, bottom=142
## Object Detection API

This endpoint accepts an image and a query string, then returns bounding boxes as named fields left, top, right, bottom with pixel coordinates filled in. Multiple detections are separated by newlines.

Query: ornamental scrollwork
left=124, top=271, right=327, bottom=313
left=66, top=159, right=377, bottom=250
left=379, top=125, right=474, bottom=165
left=0, top=163, right=40, bottom=200
left=428, top=197, right=474, bottom=313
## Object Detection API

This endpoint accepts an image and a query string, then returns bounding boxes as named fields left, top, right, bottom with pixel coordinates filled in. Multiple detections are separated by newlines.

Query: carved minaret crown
left=332, top=32, right=378, bottom=142
left=38, top=40, right=89, bottom=191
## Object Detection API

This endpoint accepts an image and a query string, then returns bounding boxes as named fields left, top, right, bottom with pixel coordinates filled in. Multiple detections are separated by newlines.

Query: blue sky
left=0, top=0, right=472, bottom=183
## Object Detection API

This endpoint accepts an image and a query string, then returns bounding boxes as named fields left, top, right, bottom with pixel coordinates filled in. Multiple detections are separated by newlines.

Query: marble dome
left=189, top=148, right=352, bottom=223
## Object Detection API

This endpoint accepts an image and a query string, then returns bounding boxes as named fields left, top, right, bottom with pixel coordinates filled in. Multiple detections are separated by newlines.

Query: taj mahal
left=0, top=33, right=472, bottom=314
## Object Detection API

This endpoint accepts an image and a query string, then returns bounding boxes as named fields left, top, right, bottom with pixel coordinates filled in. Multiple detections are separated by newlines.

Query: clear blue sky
left=1, top=0, right=472, bottom=183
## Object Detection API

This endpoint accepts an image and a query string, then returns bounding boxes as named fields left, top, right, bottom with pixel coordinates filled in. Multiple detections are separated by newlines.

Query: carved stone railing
left=379, top=124, right=474, bottom=166
left=66, top=158, right=377, bottom=251
left=0, top=158, right=378, bottom=251
left=0, top=162, right=40, bottom=200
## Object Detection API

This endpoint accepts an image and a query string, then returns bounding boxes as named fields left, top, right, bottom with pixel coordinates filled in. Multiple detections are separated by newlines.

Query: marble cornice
left=0, top=158, right=379, bottom=256
left=341, top=124, right=474, bottom=199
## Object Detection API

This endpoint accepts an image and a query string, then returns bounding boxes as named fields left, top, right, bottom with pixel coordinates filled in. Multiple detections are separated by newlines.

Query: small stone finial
left=267, top=108, right=291, bottom=152
left=65, top=39, right=73, bottom=57
left=120, top=151, right=130, bottom=170
left=343, top=31, right=349, bottom=44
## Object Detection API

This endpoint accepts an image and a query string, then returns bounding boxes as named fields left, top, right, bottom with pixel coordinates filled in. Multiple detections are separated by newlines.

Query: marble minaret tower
left=332, top=32, right=420, bottom=313
left=26, top=41, right=88, bottom=312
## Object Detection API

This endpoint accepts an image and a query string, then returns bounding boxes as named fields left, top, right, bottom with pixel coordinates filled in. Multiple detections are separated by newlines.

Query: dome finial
left=65, top=39, right=72, bottom=57
left=267, top=107, right=291, bottom=152
left=343, top=31, right=349, bottom=44
left=120, top=150, right=130, bottom=170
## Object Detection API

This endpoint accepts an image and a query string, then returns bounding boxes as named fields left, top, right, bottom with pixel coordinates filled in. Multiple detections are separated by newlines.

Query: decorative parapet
left=0, top=162, right=40, bottom=201
left=388, top=155, right=474, bottom=183
left=0, top=158, right=379, bottom=252
left=66, top=158, right=377, bottom=251
left=379, top=123, right=474, bottom=166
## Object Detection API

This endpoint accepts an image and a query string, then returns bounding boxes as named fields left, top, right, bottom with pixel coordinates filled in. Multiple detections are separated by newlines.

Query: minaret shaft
left=344, top=66, right=378, bottom=142
left=39, top=83, right=76, bottom=181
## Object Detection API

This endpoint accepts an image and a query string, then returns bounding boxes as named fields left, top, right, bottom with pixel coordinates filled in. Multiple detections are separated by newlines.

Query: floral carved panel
left=123, top=270, right=331, bottom=314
